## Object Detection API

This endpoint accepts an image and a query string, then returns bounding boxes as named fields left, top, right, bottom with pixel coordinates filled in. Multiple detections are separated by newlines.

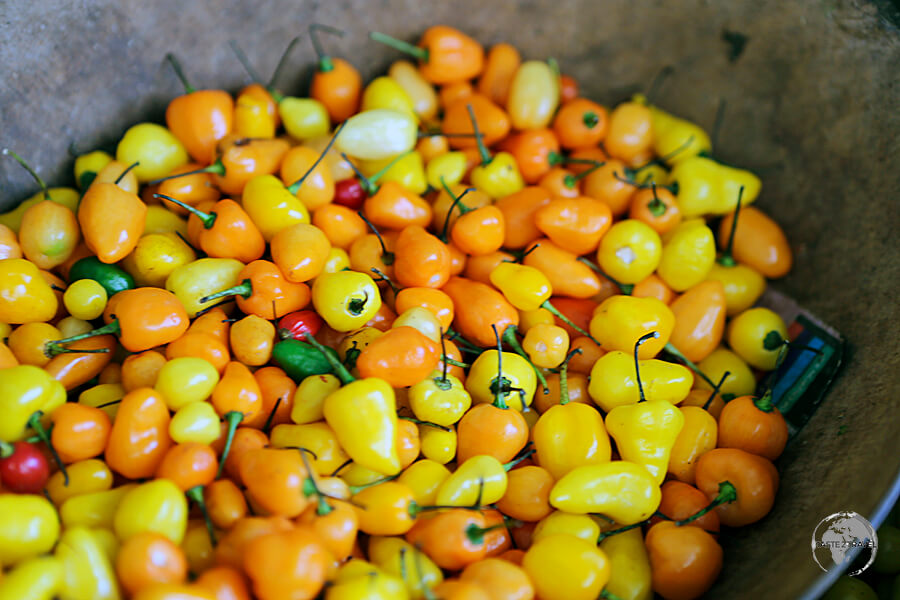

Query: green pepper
left=272, top=339, right=342, bottom=382
left=68, top=257, right=135, bottom=297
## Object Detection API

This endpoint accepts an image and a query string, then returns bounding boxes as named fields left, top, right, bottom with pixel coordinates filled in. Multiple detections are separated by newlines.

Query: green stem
left=547, top=151, right=603, bottom=167
left=438, top=178, right=475, bottom=242
left=44, top=321, right=120, bottom=357
left=559, top=354, right=571, bottom=405
left=269, top=36, right=302, bottom=90
left=356, top=210, right=395, bottom=266
left=441, top=355, right=470, bottom=368
left=370, top=267, right=400, bottom=297
left=369, top=31, right=429, bottom=61
left=753, top=389, right=774, bottom=413
left=541, top=300, right=598, bottom=343
left=215, top=411, right=244, bottom=479
left=446, top=328, right=483, bottom=354
left=646, top=182, right=667, bottom=217
left=262, top=395, right=284, bottom=434
left=503, top=448, right=535, bottom=471
left=703, top=370, right=731, bottom=410
left=676, top=481, right=737, bottom=526
left=305, top=333, right=356, bottom=384
left=186, top=486, right=217, bottom=546
left=165, top=53, right=196, bottom=94
left=228, top=40, right=265, bottom=85
left=466, top=521, right=517, bottom=545
left=295, top=447, right=334, bottom=516
left=27, top=413, right=67, bottom=484
left=582, top=111, right=599, bottom=128
left=491, top=324, right=508, bottom=409
left=348, top=473, right=400, bottom=495
left=199, top=279, right=253, bottom=305
left=600, top=589, right=626, bottom=600
left=466, top=104, right=492, bottom=165
left=501, top=325, right=549, bottom=393
left=2, top=149, right=51, bottom=201
left=563, top=161, right=605, bottom=188
left=148, top=160, right=225, bottom=185
left=399, top=416, right=451, bottom=432
left=113, top=162, right=140, bottom=185
left=634, top=332, right=660, bottom=402
left=154, top=193, right=216, bottom=229
left=597, top=520, right=646, bottom=543
left=309, top=24, right=345, bottom=73
left=576, top=257, right=634, bottom=294
left=664, top=343, right=718, bottom=389
left=718, top=185, right=744, bottom=267
left=287, top=122, right=345, bottom=195
left=341, top=153, right=377, bottom=196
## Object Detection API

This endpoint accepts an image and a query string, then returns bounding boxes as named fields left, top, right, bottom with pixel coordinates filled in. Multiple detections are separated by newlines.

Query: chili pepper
left=0, top=492, right=59, bottom=565
left=155, top=357, right=220, bottom=412
left=333, top=177, right=367, bottom=210
left=593, top=219, right=662, bottom=287
left=329, top=560, right=407, bottom=600
left=313, top=270, right=383, bottom=332
left=0, top=258, right=59, bottom=324
left=115, top=530, right=187, bottom=595
left=395, top=459, right=451, bottom=508
left=169, top=401, right=220, bottom=446
left=553, top=98, right=608, bottom=149
left=605, top=100, right=653, bottom=164
left=165, top=257, right=244, bottom=318
left=460, top=558, right=534, bottom=600
left=336, top=109, right=418, bottom=160
left=718, top=205, right=792, bottom=278
left=694, top=347, right=755, bottom=399
left=289, top=374, right=336, bottom=427
left=476, top=42, right=521, bottom=106
left=198, top=260, right=308, bottom=319
left=0, top=441, right=49, bottom=493
left=434, top=454, right=508, bottom=506
left=362, top=75, right=418, bottom=125
left=419, top=424, right=458, bottom=464
left=77, top=181, right=146, bottom=264
left=0, top=555, right=63, bottom=600
left=61, top=278, right=105, bottom=320
left=588, top=349, right=692, bottom=411
left=74, top=149, right=114, bottom=188
left=357, top=326, right=440, bottom=387
left=46, top=334, right=117, bottom=391
left=706, top=261, right=766, bottom=318
left=368, top=536, right=445, bottom=598
left=656, top=218, right=716, bottom=291
left=628, top=183, right=682, bottom=235
left=667, top=406, right=718, bottom=485
left=668, top=155, right=761, bottom=217
left=507, top=60, right=560, bottom=129
left=464, top=105, right=525, bottom=199
left=726, top=307, right=789, bottom=371
left=51, top=403, right=111, bottom=463
left=239, top=176, right=309, bottom=242
left=442, top=277, right=519, bottom=347
left=392, top=225, right=451, bottom=289
left=392, top=306, right=442, bottom=344
left=390, top=62, right=439, bottom=125
left=442, top=93, right=510, bottom=149
left=653, top=480, right=720, bottom=534
left=717, top=391, right=789, bottom=461
left=59, top=484, right=134, bottom=530
left=113, top=478, right=188, bottom=545
left=645, top=521, right=723, bottom=600
left=532, top=511, right=598, bottom=544
left=590, top=294, right=674, bottom=358
left=549, top=461, right=661, bottom=524
left=55, top=526, right=120, bottom=600
left=523, top=534, right=611, bottom=600
left=695, top=448, right=777, bottom=527
left=243, top=526, right=330, bottom=600
left=598, top=527, right=653, bottom=600
left=523, top=239, right=602, bottom=299
left=409, top=370, right=471, bottom=427
left=370, top=26, right=484, bottom=85
left=634, top=96, right=712, bottom=166
left=16, top=198, right=79, bottom=270
left=271, top=338, right=339, bottom=382
left=105, top=388, right=172, bottom=479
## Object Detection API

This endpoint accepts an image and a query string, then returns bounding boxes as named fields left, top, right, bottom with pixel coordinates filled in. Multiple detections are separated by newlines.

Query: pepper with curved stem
left=501, top=324, right=549, bottom=393
left=23, top=411, right=68, bottom=484
left=113, top=161, right=140, bottom=185
left=577, top=256, right=634, bottom=295
left=296, top=446, right=335, bottom=516
left=356, top=210, right=395, bottom=266
left=304, top=332, right=356, bottom=384
left=540, top=300, right=598, bottom=342
left=2, top=148, right=53, bottom=201
left=704, top=371, right=731, bottom=410
left=215, top=410, right=244, bottom=479
left=557, top=348, right=582, bottom=404
left=645, top=181, right=667, bottom=217
left=597, top=520, right=647, bottom=543
left=186, top=485, right=217, bottom=546
left=369, top=31, right=428, bottom=61
left=490, top=324, right=508, bottom=409
left=165, top=53, right=196, bottom=94
left=370, top=267, right=400, bottom=296
left=148, top=158, right=226, bottom=185
left=228, top=37, right=301, bottom=102
left=330, top=458, right=353, bottom=477
left=154, top=192, right=219, bottom=229
left=718, top=186, right=744, bottom=268
left=563, top=160, right=605, bottom=189
left=547, top=151, right=604, bottom=167
left=675, top=480, right=737, bottom=526
left=340, top=150, right=414, bottom=196
left=438, top=330, right=450, bottom=386
left=634, top=332, right=660, bottom=402
left=262, top=394, right=284, bottom=434
left=663, top=342, right=718, bottom=389
left=466, top=103, right=492, bottom=166
left=285, top=121, right=345, bottom=195
left=44, top=321, right=121, bottom=357
left=437, top=177, right=476, bottom=242
left=445, top=328, right=483, bottom=355
left=309, top=23, right=345, bottom=73
left=399, top=416, right=452, bottom=432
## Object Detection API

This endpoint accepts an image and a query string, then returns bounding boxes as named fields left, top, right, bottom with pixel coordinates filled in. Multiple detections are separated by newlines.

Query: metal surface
left=2, top=0, right=899, bottom=597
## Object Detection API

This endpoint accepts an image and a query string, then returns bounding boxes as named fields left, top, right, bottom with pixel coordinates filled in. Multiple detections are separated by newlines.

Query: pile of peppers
left=0, top=23, right=799, bottom=600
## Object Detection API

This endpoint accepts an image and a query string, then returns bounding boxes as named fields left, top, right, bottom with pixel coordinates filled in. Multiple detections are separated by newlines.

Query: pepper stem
left=370, top=267, right=400, bottom=297
left=215, top=411, right=244, bottom=479
left=491, top=324, right=508, bottom=409
left=305, top=333, right=356, bottom=384
left=2, top=149, right=51, bottom=201
left=597, top=520, right=646, bottom=543
left=501, top=325, right=549, bottom=394
left=664, top=343, right=718, bottom=389
left=634, top=332, right=660, bottom=402
left=165, top=53, right=196, bottom=94
left=44, top=320, right=121, bottom=357
left=348, top=473, right=400, bottom=495
left=287, top=122, right=345, bottom=195
left=228, top=40, right=277, bottom=100
left=148, top=160, right=225, bottom=185
left=753, top=389, right=775, bottom=413
left=647, top=181, right=667, bottom=217
left=466, top=104, right=492, bottom=166
left=547, top=151, right=603, bottom=167
left=262, top=395, right=284, bottom=434
left=576, top=257, right=634, bottom=295
left=703, top=370, right=731, bottom=410
left=356, top=209, right=395, bottom=266
left=438, top=178, right=475, bottom=242
left=438, top=330, right=450, bottom=385
left=341, top=153, right=378, bottom=196
left=369, top=31, right=429, bottom=62
left=503, top=448, right=536, bottom=471
left=466, top=521, right=516, bottom=545
left=113, top=162, right=140, bottom=185
left=583, top=111, right=599, bottom=128
left=0, top=441, right=13, bottom=458
left=676, top=481, right=737, bottom=526
left=27, top=412, right=67, bottom=484
left=600, top=589, right=627, bottom=600
left=309, top=24, right=345, bottom=73
left=399, top=416, right=451, bottom=432
left=563, top=160, right=605, bottom=188
left=295, top=447, right=334, bottom=516
left=269, top=36, right=302, bottom=90
left=199, top=279, right=253, bottom=305
left=446, top=328, right=483, bottom=354
left=186, top=485, right=217, bottom=546
left=718, top=185, right=744, bottom=268
left=153, top=193, right=216, bottom=228
left=541, top=300, right=599, bottom=343
left=441, top=355, right=469, bottom=369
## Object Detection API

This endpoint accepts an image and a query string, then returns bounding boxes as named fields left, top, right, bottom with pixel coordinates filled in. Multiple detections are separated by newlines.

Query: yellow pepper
left=635, top=94, right=711, bottom=166
left=143, top=205, right=188, bottom=236
left=392, top=306, right=442, bottom=342
left=727, top=306, right=789, bottom=371
left=599, top=527, right=653, bottom=600
left=388, top=60, right=439, bottom=124
left=324, top=378, right=401, bottom=475
left=534, top=400, right=611, bottom=480
left=359, top=151, right=428, bottom=195
left=113, top=479, right=188, bottom=544
left=368, top=536, right=444, bottom=599
left=518, top=307, right=555, bottom=333
left=668, top=155, right=761, bottom=217
left=165, top=257, right=244, bottom=318
left=169, top=401, right=221, bottom=445
left=335, top=109, right=418, bottom=160
left=418, top=424, right=457, bottom=464
left=181, top=519, right=216, bottom=574
left=695, top=346, right=756, bottom=399
left=588, top=351, right=693, bottom=411
left=668, top=405, right=718, bottom=484
left=279, top=96, right=330, bottom=141
left=466, top=349, right=537, bottom=411
left=523, top=534, right=609, bottom=600
left=397, top=459, right=452, bottom=506
left=597, top=220, right=663, bottom=285
left=705, top=261, right=766, bottom=316
left=435, top=454, right=508, bottom=506
left=312, top=271, right=382, bottom=332
left=47, top=458, right=113, bottom=505
left=409, top=371, right=471, bottom=426
left=328, top=559, right=408, bottom=600
left=471, top=151, right=525, bottom=199
left=55, top=526, right=120, bottom=600
left=0, top=259, right=58, bottom=324
left=532, top=511, right=601, bottom=543
left=589, top=295, right=674, bottom=359
left=74, top=150, right=114, bottom=189
left=115, top=122, right=188, bottom=183
left=79, top=383, right=125, bottom=420
left=0, top=365, right=66, bottom=442
left=425, top=151, right=467, bottom=190
left=507, top=60, right=560, bottom=129
left=0, top=555, right=63, bottom=600
left=657, top=218, right=716, bottom=292
left=549, top=462, right=661, bottom=524
left=361, top=76, right=418, bottom=122
left=605, top=400, right=685, bottom=484
left=490, top=262, right=552, bottom=311
left=242, top=174, right=311, bottom=241
left=121, top=232, right=195, bottom=287
left=291, top=374, right=341, bottom=424
left=0, top=188, right=80, bottom=233
left=270, top=422, right=350, bottom=476
left=0, top=493, right=60, bottom=565
left=60, top=485, right=134, bottom=530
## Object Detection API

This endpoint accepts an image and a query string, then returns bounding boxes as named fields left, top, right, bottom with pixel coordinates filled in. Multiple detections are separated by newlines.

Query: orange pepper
left=500, top=128, right=559, bottom=184
left=439, top=80, right=474, bottom=112
left=581, top=159, right=636, bottom=216
left=280, top=146, right=336, bottom=212
left=245, top=366, right=296, bottom=430
left=312, top=204, right=368, bottom=250
left=118, top=287, right=191, bottom=352
left=645, top=521, right=723, bottom=600
left=162, top=196, right=266, bottom=264
left=165, top=55, right=234, bottom=164
left=538, top=166, right=580, bottom=199
left=632, top=273, right=676, bottom=304
left=442, top=94, right=511, bottom=149
left=239, top=448, right=311, bottom=517
left=45, top=334, right=117, bottom=390
left=0, top=223, right=22, bottom=259
left=371, top=26, right=484, bottom=85
left=567, top=146, right=609, bottom=174
left=296, top=499, right=359, bottom=562
left=717, top=393, right=789, bottom=461
left=106, top=387, right=173, bottom=479
left=234, top=82, right=280, bottom=138
left=271, top=223, right=332, bottom=284
left=559, top=74, right=579, bottom=104
left=309, top=24, right=362, bottom=122
left=668, top=280, right=727, bottom=363
left=394, top=287, right=455, bottom=331
left=442, top=276, right=519, bottom=347
left=567, top=336, right=605, bottom=375
left=166, top=332, right=230, bottom=374
left=51, top=403, right=111, bottom=463
left=205, top=479, right=248, bottom=531
left=221, top=427, right=268, bottom=485
left=457, top=402, right=528, bottom=464
left=553, top=98, right=608, bottom=149
left=605, top=100, right=653, bottom=164
left=523, top=240, right=601, bottom=299
left=214, top=515, right=293, bottom=569
left=408, top=509, right=489, bottom=570
left=357, top=326, right=440, bottom=387
left=718, top=206, right=793, bottom=278
left=495, top=465, right=554, bottom=523
left=451, top=205, right=505, bottom=257
left=195, top=565, right=252, bottom=600
left=695, top=447, right=778, bottom=527
left=188, top=307, right=231, bottom=344
left=156, top=442, right=218, bottom=491
left=629, top=184, right=682, bottom=234
left=349, top=231, right=399, bottom=280
left=122, top=350, right=167, bottom=391
left=363, top=181, right=432, bottom=230
left=463, top=250, right=515, bottom=286
left=534, top=196, right=612, bottom=255
left=394, top=225, right=452, bottom=289
left=653, top=480, right=720, bottom=533
left=78, top=183, right=147, bottom=263
left=201, top=260, right=310, bottom=320
left=494, top=186, right=553, bottom=249
left=477, top=43, right=521, bottom=106
left=212, top=137, right=290, bottom=195
left=116, top=531, right=189, bottom=595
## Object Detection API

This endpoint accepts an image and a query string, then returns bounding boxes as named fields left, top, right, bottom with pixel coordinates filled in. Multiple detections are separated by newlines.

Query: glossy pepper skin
left=78, top=183, right=147, bottom=264
left=0, top=258, right=58, bottom=324
left=0, top=555, right=64, bottom=600
left=105, top=388, right=172, bottom=479
left=606, top=400, right=685, bottom=484
left=112, top=288, right=191, bottom=352
left=549, top=461, right=661, bottom=524
left=0, top=493, right=61, bottom=565
left=533, top=401, right=612, bottom=480
left=590, top=295, right=674, bottom=359
left=55, top=525, right=120, bottom=600
left=442, top=276, right=519, bottom=347
left=312, top=271, right=382, bottom=332
left=588, top=351, right=693, bottom=412
left=272, top=339, right=342, bottom=382
left=324, top=378, right=401, bottom=475
left=0, top=365, right=66, bottom=442
left=600, top=527, right=653, bottom=600
left=68, top=256, right=135, bottom=298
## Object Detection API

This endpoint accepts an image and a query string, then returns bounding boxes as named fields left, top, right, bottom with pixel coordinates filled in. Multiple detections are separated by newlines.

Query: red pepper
left=0, top=441, right=50, bottom=494
left=333, top=178, right=367, bottom=210
left=278, top=310, right=324, bottom=341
